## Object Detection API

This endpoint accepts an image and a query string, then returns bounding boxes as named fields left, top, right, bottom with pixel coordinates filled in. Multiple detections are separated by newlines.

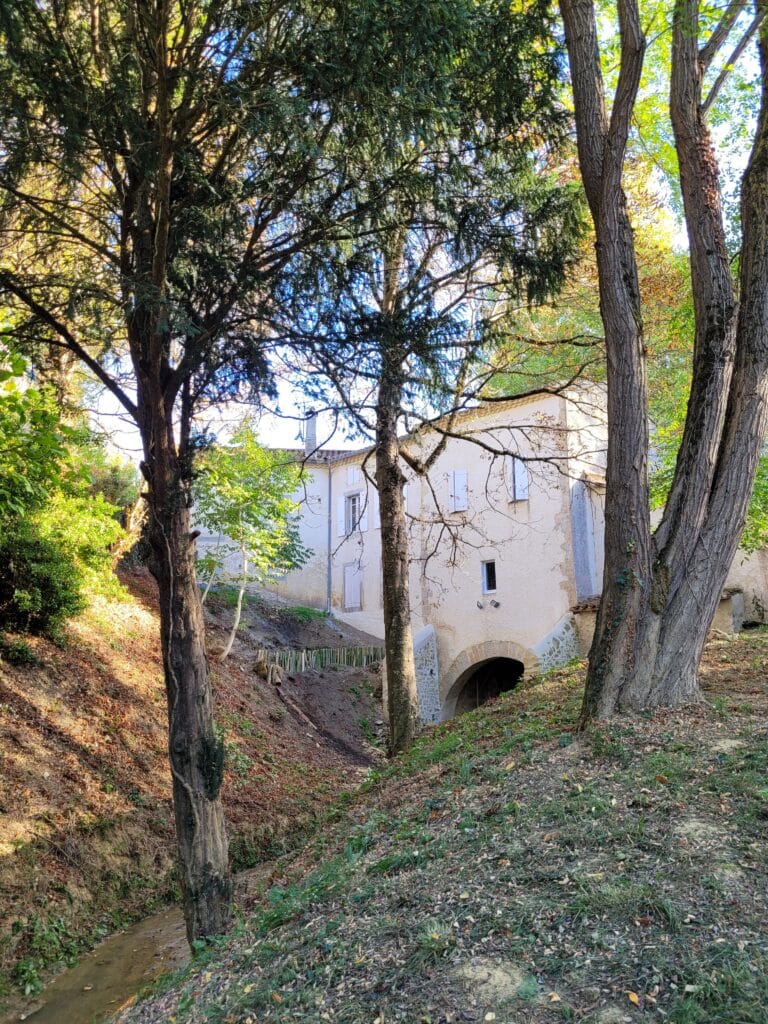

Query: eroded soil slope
left=0, top=571, right=383, bottom=1003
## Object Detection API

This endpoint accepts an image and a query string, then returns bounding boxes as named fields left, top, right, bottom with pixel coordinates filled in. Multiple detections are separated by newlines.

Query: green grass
left=283, top=605, right=328, bottom=623
left=112, top=647, right=768, bottom=1024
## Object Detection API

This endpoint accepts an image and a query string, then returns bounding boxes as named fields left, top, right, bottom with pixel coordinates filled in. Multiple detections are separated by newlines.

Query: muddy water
left=2, top=906, right=189, bottom=1024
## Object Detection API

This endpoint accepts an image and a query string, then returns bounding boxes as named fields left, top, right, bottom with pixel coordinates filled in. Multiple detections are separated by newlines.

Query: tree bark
left=376, top=363, right=420, bottom=754
left=141, top=393, right=232, bottom=944
left=562, top=0, right=768, bottom=720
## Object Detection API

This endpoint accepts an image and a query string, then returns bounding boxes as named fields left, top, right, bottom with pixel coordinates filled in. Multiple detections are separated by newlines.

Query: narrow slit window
left=482, top=560, right=497, bottom=593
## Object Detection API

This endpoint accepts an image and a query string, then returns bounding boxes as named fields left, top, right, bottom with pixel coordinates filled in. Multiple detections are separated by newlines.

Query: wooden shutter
left=513, top=458, right=529, bottom=501
left=343, top=563, right=362, bottom=610
left=337, top=495, right=346, bottom=536
left=450, top=469, right=468, bottom=512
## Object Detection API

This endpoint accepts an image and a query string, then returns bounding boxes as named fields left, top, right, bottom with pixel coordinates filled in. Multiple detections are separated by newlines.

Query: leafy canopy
left=194, top=422, right=310, bottom=586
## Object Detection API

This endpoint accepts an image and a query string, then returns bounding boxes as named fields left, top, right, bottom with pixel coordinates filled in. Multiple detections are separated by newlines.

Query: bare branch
left=700, top=0, right=748, bottom=72
left=702, top=11, right=764, bottom=113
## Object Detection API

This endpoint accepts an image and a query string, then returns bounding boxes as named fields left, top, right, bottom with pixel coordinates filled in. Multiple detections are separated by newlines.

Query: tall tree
left=559, top=0, right=768, bottom=719
left=278, top=0, right=582, bottom=751
left=0, top=0, right=474, bottom=939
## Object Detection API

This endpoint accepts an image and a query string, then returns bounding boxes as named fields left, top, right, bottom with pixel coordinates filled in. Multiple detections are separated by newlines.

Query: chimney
left=304, top=412, right=318, bottom=457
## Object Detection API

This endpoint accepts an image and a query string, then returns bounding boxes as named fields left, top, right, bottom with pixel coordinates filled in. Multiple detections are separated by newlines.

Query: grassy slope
left=0, top=572, right=381, bottom=1002
left=118, top=632, right=768, bottom=1024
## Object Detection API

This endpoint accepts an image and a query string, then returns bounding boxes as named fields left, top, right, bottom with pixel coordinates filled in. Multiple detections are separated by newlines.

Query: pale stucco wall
left=252, top=391, right=612, bottom=719
left=260, top=463, right=332, bottom=608
left=402, top=393, right=585, bottom=713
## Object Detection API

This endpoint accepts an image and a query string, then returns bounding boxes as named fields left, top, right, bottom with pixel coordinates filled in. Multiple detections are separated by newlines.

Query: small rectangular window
left=482, top=560, right=497, bottom=593
left=345, top=493, right=361, bottom=535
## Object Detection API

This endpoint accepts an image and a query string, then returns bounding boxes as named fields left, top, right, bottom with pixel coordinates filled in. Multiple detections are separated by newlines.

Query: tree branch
left=0, top=271, right=137, bottom=418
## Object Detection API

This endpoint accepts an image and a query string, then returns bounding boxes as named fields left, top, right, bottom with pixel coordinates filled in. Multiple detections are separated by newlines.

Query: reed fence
left=254, top=644, right=385, bottom=674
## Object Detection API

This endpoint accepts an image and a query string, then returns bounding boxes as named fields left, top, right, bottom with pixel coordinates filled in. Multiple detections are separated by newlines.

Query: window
left=345, top=493, right=361, bottom=535
left=337, top=491, right=368, bottom=536
left=482, top=559, right=497, bottom=593
left=506, top=456, right=529, bottom=502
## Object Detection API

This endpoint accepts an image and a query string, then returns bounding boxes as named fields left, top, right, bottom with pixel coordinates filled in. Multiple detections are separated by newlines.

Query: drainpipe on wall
left=326, top=461, right=333, bottom=614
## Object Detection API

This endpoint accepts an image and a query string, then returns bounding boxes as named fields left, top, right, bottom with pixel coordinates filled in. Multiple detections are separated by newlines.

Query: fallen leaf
left=627, top=991, right=640, bottom=1006
left=548, top=992, right=561, bottom=1002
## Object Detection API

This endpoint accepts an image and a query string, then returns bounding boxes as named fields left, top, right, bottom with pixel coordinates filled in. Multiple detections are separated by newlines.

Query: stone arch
left=440, top=639, right=539, bottom=719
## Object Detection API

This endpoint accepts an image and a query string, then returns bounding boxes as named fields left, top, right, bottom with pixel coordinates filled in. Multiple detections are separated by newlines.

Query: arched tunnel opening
left=453, top=657, right=525, bottom=715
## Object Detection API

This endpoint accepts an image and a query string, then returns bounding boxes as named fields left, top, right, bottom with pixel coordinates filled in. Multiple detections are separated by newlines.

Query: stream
left=2, top=905, right=190, bottom=1024
left=2, top=865, right=274, bottom=1024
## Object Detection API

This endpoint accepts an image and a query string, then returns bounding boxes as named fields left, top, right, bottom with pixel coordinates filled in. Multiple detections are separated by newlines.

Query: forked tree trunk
left=376, top=367, right=420, bottom=753
left=562, top=0, right=768, bottom=720
left=142, top=410, right=232, bottom=943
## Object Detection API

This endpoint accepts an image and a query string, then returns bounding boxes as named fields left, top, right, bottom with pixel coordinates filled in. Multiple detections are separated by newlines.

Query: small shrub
left=0, top=525, right=85, bottom=635
left=0, top=635, right=39, bottom=665
left=415, top=920, right=456, bottom=963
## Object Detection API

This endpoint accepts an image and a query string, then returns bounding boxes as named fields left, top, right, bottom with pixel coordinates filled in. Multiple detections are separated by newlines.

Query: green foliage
left=0, top=350, right=129, bottom=632
left=0, top=351, right=70, bottom=521
left=286, top=606, right=328, bottom=623
left=36, top=490, right=126, bottom=597
left=0, top=634, right=39, bottom=666
left=11, top=913, right=80, bottom=995
left=0, top=523, right=86, bottom=634
left=276, top=0, right=583, bottom=439
left=79, top=439, right=140, bottom=513
left=198, top=728, right=226, bottom=802
left=194, top=421, right=310, bottom=588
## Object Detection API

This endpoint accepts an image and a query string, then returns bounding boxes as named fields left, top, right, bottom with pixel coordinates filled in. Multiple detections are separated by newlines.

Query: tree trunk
left=376, top=369, right=419, bottom=754
left=219, top=550, right=247, bottom=662
left=562, top=0, right=768, bottom=721
left=143, top=414, right=232, bottom=944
